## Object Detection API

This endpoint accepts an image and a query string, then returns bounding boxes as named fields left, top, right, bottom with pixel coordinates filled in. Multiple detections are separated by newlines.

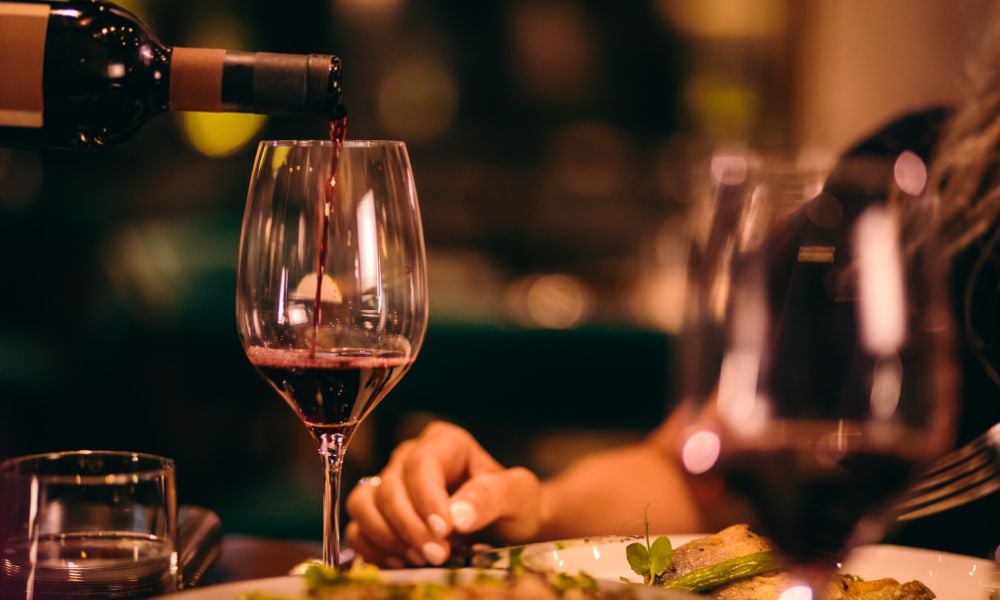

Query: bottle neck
left=168, top=47, right=342, bottom=116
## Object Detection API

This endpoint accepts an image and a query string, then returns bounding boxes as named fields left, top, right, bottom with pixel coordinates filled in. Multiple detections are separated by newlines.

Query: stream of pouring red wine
left=311, top=108, right=349, bottom=358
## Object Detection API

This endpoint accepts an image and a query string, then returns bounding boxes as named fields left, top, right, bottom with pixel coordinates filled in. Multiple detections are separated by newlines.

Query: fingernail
left=386, top=556, right=405, bottom=569
left=406, top=548, right=427, bottom=566
left=450, top=499, right=476, bottom=532
left=427, top=513, right=448, bottom=538
left=422, top=541, right=448, bottom=566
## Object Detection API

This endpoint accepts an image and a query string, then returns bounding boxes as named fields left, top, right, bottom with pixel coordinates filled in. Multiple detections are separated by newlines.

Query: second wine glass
left=678, top=154, right=957, bottom=597
left=236, top=140, right=428, bottom=568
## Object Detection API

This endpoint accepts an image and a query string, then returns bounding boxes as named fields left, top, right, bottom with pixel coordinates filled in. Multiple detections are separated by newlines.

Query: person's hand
left=345, top=421, right=545, bottom=567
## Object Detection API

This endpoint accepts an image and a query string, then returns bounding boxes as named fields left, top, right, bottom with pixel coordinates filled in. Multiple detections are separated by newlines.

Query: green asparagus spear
left=660, top=551, right=780, bottom=592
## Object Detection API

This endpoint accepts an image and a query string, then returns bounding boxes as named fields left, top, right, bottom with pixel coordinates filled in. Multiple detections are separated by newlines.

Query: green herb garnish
left=625, top=509, right=672, bottom=585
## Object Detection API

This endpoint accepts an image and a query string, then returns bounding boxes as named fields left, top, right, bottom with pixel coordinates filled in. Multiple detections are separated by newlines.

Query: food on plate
left=629, top=525, right=935, bottom=599
left=238, top=561, right=642, bottom=600
left=823, top=575, right=935, bottom=600
left=239, top=525, right=936, bottom=600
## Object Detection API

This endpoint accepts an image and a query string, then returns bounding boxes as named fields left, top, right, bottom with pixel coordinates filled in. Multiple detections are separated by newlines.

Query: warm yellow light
left=293, top=273, right=342, bottom=304
left=657, top=0, right=786, bottom=39
left=506, top=273, right=591, bottom=329
left=333, top=0, right=404, bottom=21
left=270, top=146, right=292, bottom=172
left=377, top=60, right=458, bottom=142
left=180, top=112, right=267, bottom=158
left=683, top=75, right=757, bottom=138
left=112, top=0, right=147, bottom=19
left=184, top=14, right=254, bottom=52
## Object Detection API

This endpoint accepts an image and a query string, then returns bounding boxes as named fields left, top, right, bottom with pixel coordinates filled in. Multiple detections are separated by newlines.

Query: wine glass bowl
left=236, top=140, right=427, bottom=568
left=679, top=154, right=957, bottom=595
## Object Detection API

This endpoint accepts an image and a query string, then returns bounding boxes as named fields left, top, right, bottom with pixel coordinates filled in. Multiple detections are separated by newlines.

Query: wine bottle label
left=0, top=2, right=49, bottom=128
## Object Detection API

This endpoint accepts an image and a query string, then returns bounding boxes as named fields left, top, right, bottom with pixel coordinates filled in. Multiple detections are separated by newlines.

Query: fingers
left=345, top=424, right=470, bottom=566
left=346, top=466, right=448, bottom=566
left=401, top=422, right=503, bottom=538
left=345, top=478, right=410, bottom=558
left=345, top=420, right=541, bottom=565
left=449, top=466, right=543, bottom=542
left=344, top=521, right=408, bottom=568
left=374, top=471, right=450, bottom=565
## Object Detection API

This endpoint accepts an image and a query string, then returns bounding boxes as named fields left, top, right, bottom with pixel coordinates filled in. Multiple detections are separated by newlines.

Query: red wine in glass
left=717, top=432, right=922, bottom=562
left=247, top=346, right=412, bottom=435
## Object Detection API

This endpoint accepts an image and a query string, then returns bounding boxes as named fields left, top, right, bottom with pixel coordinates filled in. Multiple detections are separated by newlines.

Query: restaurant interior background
left=0, top=0, right=990, bottom=543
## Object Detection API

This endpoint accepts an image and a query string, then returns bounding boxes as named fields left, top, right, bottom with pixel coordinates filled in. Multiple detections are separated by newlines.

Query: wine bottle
left=0, top=0, right=343, bottom=149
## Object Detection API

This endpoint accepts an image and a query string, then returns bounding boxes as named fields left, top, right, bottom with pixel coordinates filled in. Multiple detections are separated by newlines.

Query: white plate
left=156, top=569, right=485, bottom=599
left=520, top=536, right=998, bottom=599
left=157, top=575, right=306, bottom=599
left=842, top=545, right=996, bottom=600
left=517, top=534, right=700, bottom=582
left=155, top=567, right=695, bottom=599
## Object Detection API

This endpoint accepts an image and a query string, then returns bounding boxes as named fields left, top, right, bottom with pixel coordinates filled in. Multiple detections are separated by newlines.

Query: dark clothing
left=851, top=108, right=1000, bottom=558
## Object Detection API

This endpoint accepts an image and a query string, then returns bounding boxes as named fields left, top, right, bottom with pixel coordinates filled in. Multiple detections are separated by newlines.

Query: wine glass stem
left=319, top=430, right=350, bottom=569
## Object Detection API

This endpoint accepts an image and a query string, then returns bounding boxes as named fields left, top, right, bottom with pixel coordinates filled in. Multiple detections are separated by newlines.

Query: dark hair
left=930, top=71, right=1000, bottom=257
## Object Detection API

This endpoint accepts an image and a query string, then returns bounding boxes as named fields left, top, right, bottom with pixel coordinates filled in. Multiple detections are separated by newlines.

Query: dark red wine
left=0, top=0, right=342, bottom=149
left=246, top=346, right=411, bottom=433
left=718, top=446, right=918, bottom=562
left=311, top=108, right=348, bottom=357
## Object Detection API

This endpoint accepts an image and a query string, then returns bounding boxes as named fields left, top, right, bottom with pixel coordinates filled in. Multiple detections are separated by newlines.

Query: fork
left=894, top=422, right=1000, bottom=521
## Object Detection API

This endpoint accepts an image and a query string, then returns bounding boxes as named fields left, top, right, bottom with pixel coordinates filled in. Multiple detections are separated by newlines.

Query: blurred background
left=0, top=0, right=991, bottom=544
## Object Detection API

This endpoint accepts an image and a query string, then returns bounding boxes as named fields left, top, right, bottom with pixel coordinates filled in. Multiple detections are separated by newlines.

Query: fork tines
left=895, top=423, right=1000, bottom=521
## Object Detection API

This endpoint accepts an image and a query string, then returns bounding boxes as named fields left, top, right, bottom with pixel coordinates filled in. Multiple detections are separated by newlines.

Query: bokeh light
left=506, top=273, right=593, bottom=329
left=509, top=0, right=595, bottom=102
left=181, top=111, right=267, bottom=158
left=710, top=154, right=749, bottom=185
left=293, top=273, right=342, bottom=305
left=111, top=0, right=148, bottom=20
left=630, top=219, right=689, bottom=332
left=0, top=150, right=43, bottom=212
left=893, top=150, right=927, bottom=196
left=546, top=122, right=629, bottom=197
left=683, top=75, right=758, bottom=138
left=184, top=13, right=255, bottom=53
left=331, top=0, right=404, bottom=25
left=870, top=356, right=903, bottom=420
left=717, top=352, right=770, bottom=436
left=656, top=0, right=787, bottom=39
left=377, top=59, right=458, bottom=142
left=854, top=207, right=905, bottom=355
left=681, top=429, right=721, bottom=475
left=778, top=585, right=812, bottom=600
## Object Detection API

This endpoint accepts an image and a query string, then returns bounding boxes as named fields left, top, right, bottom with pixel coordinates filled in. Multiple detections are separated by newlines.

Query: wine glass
left=236, top=140, right=428, bottom=568
left=678, top=153, right=957, bottom=597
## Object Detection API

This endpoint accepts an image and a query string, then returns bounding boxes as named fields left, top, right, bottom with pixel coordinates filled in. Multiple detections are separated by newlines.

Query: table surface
left=202, top=535, right=323, bottom=585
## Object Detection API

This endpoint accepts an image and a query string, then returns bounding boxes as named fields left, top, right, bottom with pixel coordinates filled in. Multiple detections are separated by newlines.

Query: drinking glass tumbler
left=0, top=450, right=178, bottom=599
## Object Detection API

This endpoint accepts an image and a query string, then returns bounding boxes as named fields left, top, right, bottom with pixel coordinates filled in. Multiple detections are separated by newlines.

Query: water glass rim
left=0, top=450, right=174, bottom=483
left=258, top=139, right=407, bottom=149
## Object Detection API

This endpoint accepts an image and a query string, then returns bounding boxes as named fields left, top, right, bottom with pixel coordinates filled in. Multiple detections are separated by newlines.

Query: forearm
left=533, top=437, right=708, bottom=541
